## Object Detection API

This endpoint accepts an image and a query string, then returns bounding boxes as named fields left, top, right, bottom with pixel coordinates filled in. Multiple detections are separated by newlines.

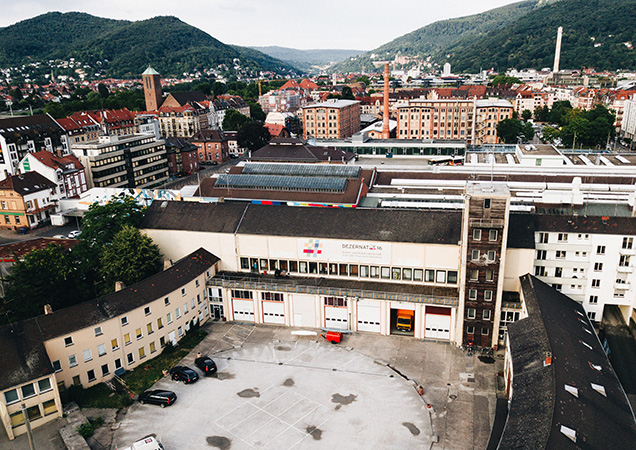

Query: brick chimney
left=382, top=62, right=390, bottom=139
left=115, top=281, right=124, bottom=292
left=43, top=304, right=53, bottom=315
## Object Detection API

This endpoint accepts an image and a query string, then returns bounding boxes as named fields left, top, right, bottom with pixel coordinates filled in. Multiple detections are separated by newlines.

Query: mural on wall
left=77, top=188, right=181, bottom=208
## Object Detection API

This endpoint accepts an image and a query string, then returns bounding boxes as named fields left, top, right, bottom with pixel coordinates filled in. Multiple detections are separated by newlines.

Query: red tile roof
left=299, top=79, right=319, bottom=90
left=28, top=150, right=84, bottom=171
left=279, top=79, right=301, bottom=91
left=0, top=238, right=79, bottom=260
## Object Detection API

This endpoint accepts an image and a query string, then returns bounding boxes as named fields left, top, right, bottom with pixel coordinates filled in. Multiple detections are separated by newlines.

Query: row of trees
left=222, top=109, right=271, bottom=151
left=0, top=196, right=162, bottom=324
left=536, top=102, right=616, bottom=148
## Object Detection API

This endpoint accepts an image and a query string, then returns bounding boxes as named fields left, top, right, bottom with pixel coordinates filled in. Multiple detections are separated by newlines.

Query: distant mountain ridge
left=0, top=12, right=297, bottom=78
left=250, top=46, right=364, bottom=72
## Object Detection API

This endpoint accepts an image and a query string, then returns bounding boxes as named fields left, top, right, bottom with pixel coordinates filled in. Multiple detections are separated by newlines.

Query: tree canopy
left=80, top=195, right=146, bottom=249
left=238, top=121, right=271, bottom=152
left=222, top=109, right=250, bottom=132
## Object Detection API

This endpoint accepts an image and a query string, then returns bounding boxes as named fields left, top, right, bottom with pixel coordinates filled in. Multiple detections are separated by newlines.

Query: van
left=118, top=436, right=164, bottom=450
left=396, top=309, right=414, bottom=331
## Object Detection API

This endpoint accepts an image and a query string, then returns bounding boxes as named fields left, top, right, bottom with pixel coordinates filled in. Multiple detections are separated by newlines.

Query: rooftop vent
left=564, top=384, right=578, bottom=398
left=560, top=425, right=577, bottom=443
left=589, top=362, right=602, bottom=372
left=580, top=341, right=593, bottom=350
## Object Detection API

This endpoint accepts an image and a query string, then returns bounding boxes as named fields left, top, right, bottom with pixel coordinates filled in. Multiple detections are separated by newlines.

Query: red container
left=326, top=331, right=342, bottom=344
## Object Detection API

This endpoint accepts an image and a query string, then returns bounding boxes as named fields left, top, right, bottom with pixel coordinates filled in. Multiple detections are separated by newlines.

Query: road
left=602, top=305, right=636, bottom=410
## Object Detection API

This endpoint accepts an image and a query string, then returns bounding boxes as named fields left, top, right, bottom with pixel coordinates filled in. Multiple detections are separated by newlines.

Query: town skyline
left=0, top=0, right=524, bottom=50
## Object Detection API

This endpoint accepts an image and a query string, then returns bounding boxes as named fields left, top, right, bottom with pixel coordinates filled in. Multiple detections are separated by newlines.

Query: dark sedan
left=138, top=390, right=177, bottom=408
left=194, top=356, right=217, bottom=376
left=169, top=365, right=199, bottom=383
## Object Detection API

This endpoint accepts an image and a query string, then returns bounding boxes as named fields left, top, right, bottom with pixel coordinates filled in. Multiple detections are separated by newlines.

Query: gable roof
left=164, top=91, right=208, bottom=107
left=26, top=151, right=84, bottom=173
left=0, top=172, right=55, bottom=195
left=500, top=275, right=636, bottom=449
left=0, top=114, right=64, bottom=144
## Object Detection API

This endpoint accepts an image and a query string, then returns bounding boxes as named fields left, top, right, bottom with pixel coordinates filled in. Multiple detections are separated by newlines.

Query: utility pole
left=21, top=403, right=35, bottom=450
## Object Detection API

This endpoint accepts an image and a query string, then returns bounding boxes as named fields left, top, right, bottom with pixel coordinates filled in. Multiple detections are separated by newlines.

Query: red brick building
left=165, top=138, right=200, bottom=176
left=190, top=129, right=230, bottom=164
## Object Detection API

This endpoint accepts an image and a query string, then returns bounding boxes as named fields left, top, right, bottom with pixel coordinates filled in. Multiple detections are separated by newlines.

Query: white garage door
left=262, top=301, right=285, bottom=324
left=325, top=306, right=348, bottom=330
left=357, top=300, right=381, bottom=333
left=232, top=299, right=254, bottom=322
left=425, top=314, right=451, bottom=340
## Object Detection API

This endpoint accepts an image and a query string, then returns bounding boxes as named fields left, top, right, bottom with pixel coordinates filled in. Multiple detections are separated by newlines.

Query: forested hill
left=0, top=12, right=297, bottom=78
left=331, top=0, right=554, bottom=73
left=439, top=0, right=636, bottom=72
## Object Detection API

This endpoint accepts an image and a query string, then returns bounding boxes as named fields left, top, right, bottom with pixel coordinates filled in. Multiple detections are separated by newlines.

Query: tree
left=212, top=81, right=227, bottom=97
left=1, top=244, right=80, bottom=323
left=80, top=195, right=146, bottom=250
left=356, top=75, right=370, bottom=87
left=97, top=83, right=109, bottom=98
left=534, top=105, right=550, bottom=122
left=341, top=86, right=355, bottom=100
left=100, top=225, right=162, bottom=291
left=490, top=75, right=521, bottom=86
left=521, top=109, right=532, bottom=121
left=249, top=101, right=266, bottom=122
left=222, top=109, right=250, bottom=131
left=238, top=121, right=271, bottom=152
left=522, top=122, right=535, bottom=141
left=496, top=118, right=524, bottom=144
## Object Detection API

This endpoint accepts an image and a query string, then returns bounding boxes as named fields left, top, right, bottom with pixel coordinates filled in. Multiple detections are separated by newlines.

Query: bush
left=77, top=422, right=94, bottom=438
left=63, top=383, right=132, bottom=409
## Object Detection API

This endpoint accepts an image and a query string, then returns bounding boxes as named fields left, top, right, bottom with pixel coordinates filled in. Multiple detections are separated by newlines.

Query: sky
left=0, top=0, right=524, bottom=50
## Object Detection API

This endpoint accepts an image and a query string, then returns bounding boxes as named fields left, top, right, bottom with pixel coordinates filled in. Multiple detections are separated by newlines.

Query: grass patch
left=120, top=329, right=208, bottom=394
left=63, top=384, right=133, bottom=409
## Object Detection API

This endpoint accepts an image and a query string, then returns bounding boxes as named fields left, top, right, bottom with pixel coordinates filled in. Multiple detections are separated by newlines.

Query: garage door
left=262, top=301, right=285, bottom=324
left=232, top=299, right=254, bottom=322
left=425, top=313, right=451, bottom=340
left=325, top=306, right=348, bottom=330
left=357, top=300, right=381, bottom=333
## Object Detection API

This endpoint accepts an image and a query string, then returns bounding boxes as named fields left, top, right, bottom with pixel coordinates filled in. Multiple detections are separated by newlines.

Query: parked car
left=138, top=390, right=177, bottom=408
left=53, top=235, right=67, bottom=239
left=194, top=356, right=217, bottom=375
left=68, top=230, right=81, bottom=238
left=169, top=366, right=199, bottom=383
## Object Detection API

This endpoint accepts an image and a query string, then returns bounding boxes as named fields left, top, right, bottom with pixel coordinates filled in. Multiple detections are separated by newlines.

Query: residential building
left=208, top=96, right=251, bottom=130
left=71, top=134, right=169, bottom=189
left=159, top=91, right=209, bottom=138
left=0, top=114, right=68, bottom=176
left=165, top=138, right=199, bottom=176
left=0, top=248, right=218, bottom=440
left=0, top=172, right=56, bottom=230
left=303, top=100, right=361, bottom=139
left=190, top=129, right=230, bottom=164
left=18, top=151, right=88, bottom=199
left=621, top=97, right=636, bottom=141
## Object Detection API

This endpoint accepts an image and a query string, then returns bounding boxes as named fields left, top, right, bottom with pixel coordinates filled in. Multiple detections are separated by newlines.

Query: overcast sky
left=1, top=0, right=523, bottom=50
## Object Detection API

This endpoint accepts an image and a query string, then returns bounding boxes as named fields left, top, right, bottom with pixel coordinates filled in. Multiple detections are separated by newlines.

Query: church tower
left=142, top=66, right=162, bottom=111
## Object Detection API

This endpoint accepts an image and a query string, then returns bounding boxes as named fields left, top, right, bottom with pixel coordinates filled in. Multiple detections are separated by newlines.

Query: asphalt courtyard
left=112, top=323, right=500, bottom=450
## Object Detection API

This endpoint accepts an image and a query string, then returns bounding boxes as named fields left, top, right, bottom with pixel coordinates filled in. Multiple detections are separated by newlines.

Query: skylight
left=591, top=383, right=607, bottom=397
left=564, top=385, right=578, bottom=398
left=560, top=425, right=576, bottom=443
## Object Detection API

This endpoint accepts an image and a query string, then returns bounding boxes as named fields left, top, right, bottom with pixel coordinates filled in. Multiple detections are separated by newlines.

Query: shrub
left=77, top=422, right=94, bottom=438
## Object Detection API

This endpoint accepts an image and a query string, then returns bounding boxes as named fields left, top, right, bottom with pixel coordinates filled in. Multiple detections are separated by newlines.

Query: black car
left=169, top=365, right=199, bottom=383
left=138, top=390, right=177, bottom=408
left=194, top=356, right=217, bottom=375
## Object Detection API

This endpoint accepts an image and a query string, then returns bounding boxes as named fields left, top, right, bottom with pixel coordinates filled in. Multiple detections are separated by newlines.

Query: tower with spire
left=142, top=66, right=162, bottom=111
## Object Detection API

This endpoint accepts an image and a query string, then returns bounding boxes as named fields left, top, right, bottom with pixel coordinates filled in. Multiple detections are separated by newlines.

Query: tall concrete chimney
left=382, top=62, right=390, bottom=139
left=553, top=26, right=563, bottom=73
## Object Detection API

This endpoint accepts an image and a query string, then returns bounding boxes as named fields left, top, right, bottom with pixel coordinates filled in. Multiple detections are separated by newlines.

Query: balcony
left=617, top=265, right=633, bottom=274
left=614, top=281, right=631, bottom=290
left=620, top=247, right=636, bottom=256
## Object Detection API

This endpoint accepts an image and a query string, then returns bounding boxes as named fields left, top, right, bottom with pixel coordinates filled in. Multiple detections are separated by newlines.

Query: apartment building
left=302, top=100, right=361, bottom=139
left=0, top=248, right=218, bottom=440
left=190, top=129, right=230, bottom=164
left=0, top=172, right=56, bottom=230
left=18, top=151, right=88, bottom=199
left=72, top=134, right=169, bottom=189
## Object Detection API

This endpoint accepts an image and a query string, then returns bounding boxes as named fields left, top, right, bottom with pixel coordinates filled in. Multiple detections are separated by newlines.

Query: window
left=593, top=262, right=603, bottom=271
left=324, top=297, right=347, bottom=307
left=181, top=288, right=186, bottom=296
left=391, top=268, right=401, bottom=280
left=121, top=316, right=128, bottom=326
left=176, top=307, right=181, bottom=319
left=538, top=232, right=548, bottom=244
left=556, top=250, right=566, bottom=259
left=64, top=336, right=73, bottom=347
left=360, top=265, right=369, bottom=277
left=139, top=347, right=146, bottom=359
left=178, top=326, right=184, bottom=337
left=481, top=327, right=490, bottom=336
left=555, top=267, right=563, bottom=278
left=52, top=360, right=62, bottom=372
left=124, top=333, right=131, bottom=345
left=467, top=308, right=476, bottom=319
left=592, top=279, right=600, bottom=288
left=620, top=255, right=631, bottom=267
left=536, top=250, right=547, bottom=260
left=127, top=353, right=134, bottom=365
left=43, top=399, right=57, bottom=416
left=191, top=298, right=196, bottom=309
left=436, top=270, right=446, bottom=283
left=136, top=328, right=142, bottom=340
left=150, top=342, right=157, bottom=353
left=402, top=268, right=412, bottom=280
left=552, top=284, right=562, bottom=291
left=196, top=279, right=200, bottom=287
left=114, top=359, right=122, bottom=370
left=184, top=302, right=189, bottom=313
left=483, top=310, right=492, bottom=321
left=82, top=349, right=92, bottom=362
left=473, top=229, right=482, bottom=240
left=87, top=370, right=96, bottom=382
left=413, top=269, right=423, bottom=281
left=157, top=317, right=164, bottom=329
left=167, top=312, right=173, bottom=324
left=486, top=270, right=494, bottom=282
left=21, top=383, right=36, bottom=399
left=97, top=344, right=106, bottom=357
left=589, top=295, right=598, bottom=304
left=471, top=250, right=480, bottom=261
left=160, top=336, right=166, bottom=347
left=489, top=230, right=498, bottom=241
left=587, top=312, right=597, bottom=321
left=557, top=233, right=568, bottom=242
left=425, top=269, right=435, bottom=282
left=484, top=290, right=493, bottom=301
left=164, top=297, right=170, bottom=306
left=469, top=289, right=477, bottom=300
left=144, top=306, right=151, bottom=315
left=597, top=245, right=606, bottom=255
left=535, top=266, right=546, bottom=276
left=484, top=199, right=491, bottom=209
left=147, top=323, right=153, bottom=334
left=94, top=326, right=103, bottom=336
left=101, top=364, right=109, bottom=376
left=381, top=267, right=390, bottom=279
left=370, top=266, right=379, bottom=278
left=447, top=271, right=458, bottom=284
left=469, top=269, right=479, bottom=281
left=487, top=250, right=496, bottom=262
left=4, top=389, right=19, bottom=405
left=467, top=326, right=475, bottom=335
left=68, top=354, right=78, bottom=367
left=623, top=237, right=633, bottom=249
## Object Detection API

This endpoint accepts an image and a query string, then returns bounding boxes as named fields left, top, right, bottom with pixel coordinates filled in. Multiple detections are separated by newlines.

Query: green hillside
left=331, top=0, right=552, bottom=73
left=440, top=0, right=636, bottom=72
left=0, top=12, right=296, bottom=78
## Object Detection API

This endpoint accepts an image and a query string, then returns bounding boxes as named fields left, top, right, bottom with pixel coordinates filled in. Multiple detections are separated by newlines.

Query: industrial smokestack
left=553, top=26, right=563, bottom=73
left=382, top=62, right=390, bottom=139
